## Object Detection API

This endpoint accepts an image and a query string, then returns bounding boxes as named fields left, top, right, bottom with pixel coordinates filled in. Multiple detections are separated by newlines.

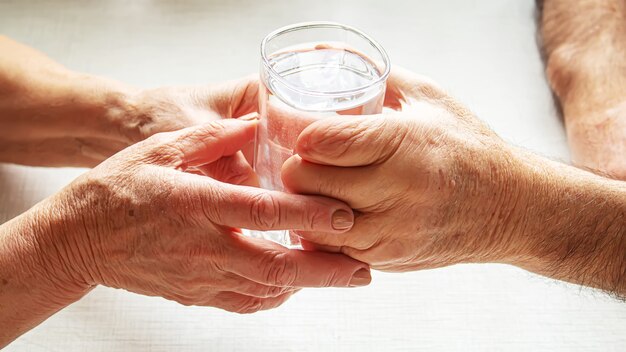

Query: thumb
left=230, top=235, right=371, bottom=288
left=295, top=114, right=406, bottom=167
left=384, top=66, right=446, bottom=110
left=141, top=118, right=257, bottom=168
left=206, top=75, right=259, bottom=118
left=195, top=151, right=259, bottom=187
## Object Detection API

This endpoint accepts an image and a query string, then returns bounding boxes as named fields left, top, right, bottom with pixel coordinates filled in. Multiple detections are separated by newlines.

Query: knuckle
left=303, top=206, right=323, bottom=231
left=341, top=246, right=369, bottom=262
left=371, top=118, right=404, bottom=162
left=261, top=285, right=286, bottom=298
left=196, top=182, right=224, bottom=224
left=310, top=118, right=395, bottom=165
left=178, top=298, right=195, bottom=307
left=196, top=120, right=227, bottom=144
left=412, top=80, right=446, bottom=100
left=235, top=297, right=264, bottom=314
left=249, top=192, right=281, bottom=230
left=319, top=268, right=342, bottom=288
left=208, top=120, right=227, bottom=135
left=170, top=293, right=197, bottom=307
left=394, top=68, right=446, bottom=100
left=142, top=132, right=185, bottom=165
left=309, top=122, right=365, bottom=157
left=262, top=252, right=297, bottom=287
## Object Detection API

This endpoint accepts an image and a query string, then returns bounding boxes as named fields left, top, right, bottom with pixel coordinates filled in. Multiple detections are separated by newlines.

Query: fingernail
left=349, top=268, right=371, bottom=287
left=331, top=209, right=354, bottom=230
left=238, top=113, right=258, bottom=121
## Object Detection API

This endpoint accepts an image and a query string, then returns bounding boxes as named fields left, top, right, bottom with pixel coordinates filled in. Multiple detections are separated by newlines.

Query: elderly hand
left=0, top=74, right=259, bottom=167
left=0, top=35, right=259, bottom=167
left=281, top=67, right=626, bottom=301
left=113, top=76, right=258, bottom=146
left=281, top=67, right=531, bottom=271
left=32, top=119, right=369, bottom=312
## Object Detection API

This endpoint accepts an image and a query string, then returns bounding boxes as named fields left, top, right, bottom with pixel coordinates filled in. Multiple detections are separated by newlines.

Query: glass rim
left=260, top=21, right=391, bottom=97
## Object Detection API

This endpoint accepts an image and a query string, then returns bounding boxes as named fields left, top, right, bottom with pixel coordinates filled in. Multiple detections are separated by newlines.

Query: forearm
left=0, top=201, right=91, bottom=347
left=0, top=36, right=136, bottom=166
left=508, top=150, right=626, bottom=297
left=539, top=0, right=626, bottom=179
left=539, top=0, right=626, bottom=108
left=540, top=0, right=624, bottom=56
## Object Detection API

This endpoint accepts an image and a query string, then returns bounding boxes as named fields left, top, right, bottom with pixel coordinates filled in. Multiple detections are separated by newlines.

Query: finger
left=206, top=75, right=259, bottom=118
left=235, top=113, right=258, bottom=164
left=293, top=212, right=382, bottom=250
left=281, top=155, right=381, bottom=208
left=384, top=66, right=446, bottom=109
left=212, top=291, right=295, bottom=314
left=206, top=181, right=355, bottom=233
left=229, top=279, right=299, bottom=298
left=299, top=238, right=341, bottom=253
left=143, top=118, right=257, bottom=168
left=227, top=235, right=371, bottom=288
left=295, top=114, right=407, bottom=167
left=196, top=151, right=259, bottom=187
left=162, top=159, right=356, bottom=233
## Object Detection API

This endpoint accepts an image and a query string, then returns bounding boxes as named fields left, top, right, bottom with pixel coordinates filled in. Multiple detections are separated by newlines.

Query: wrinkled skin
left=282, top=67, right=523, bottom=271
left=0, top=76, right=260, bottom=167
left=0, top=34, right=259, bottom=167
left=39, top=119, right=370, bottom=313
left=116, top=76, right=259, bottom=143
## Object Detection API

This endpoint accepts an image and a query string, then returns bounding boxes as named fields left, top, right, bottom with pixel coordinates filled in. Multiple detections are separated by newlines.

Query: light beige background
left=1, top=0, right=624, bottom=351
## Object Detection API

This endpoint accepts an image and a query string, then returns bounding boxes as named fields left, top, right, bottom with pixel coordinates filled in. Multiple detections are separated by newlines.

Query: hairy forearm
left=0, top=200, right=91, bottom=347
left=0, top=36, right=137, bottom=166
left=509, top=150, right=626, bottom=297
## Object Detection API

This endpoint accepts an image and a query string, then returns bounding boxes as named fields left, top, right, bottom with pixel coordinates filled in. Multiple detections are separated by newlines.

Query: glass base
left=241, top=229, right=302, bottom=249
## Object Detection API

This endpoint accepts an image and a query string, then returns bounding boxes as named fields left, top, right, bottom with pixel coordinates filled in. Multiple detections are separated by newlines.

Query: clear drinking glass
left=248, top=22, right=390, bottom=248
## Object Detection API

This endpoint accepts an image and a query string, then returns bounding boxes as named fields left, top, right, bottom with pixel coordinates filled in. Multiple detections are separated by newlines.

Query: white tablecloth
left=1, top=0, right=625, bottom=351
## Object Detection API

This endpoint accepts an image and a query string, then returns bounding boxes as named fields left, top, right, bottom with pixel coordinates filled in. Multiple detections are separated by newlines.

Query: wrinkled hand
left=41, top=119, right=369, bottom=313
left=118, top=77, right=258, bottom=141
left=282, top=67, right=524, bottom=272
left=1, top=76, right=259, bottom=167
left=102, top=76, right=260, bottom=166
left=0, top=36, right=258, bottom=167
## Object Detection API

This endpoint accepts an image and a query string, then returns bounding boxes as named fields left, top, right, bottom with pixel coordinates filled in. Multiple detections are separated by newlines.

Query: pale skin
left=538, top=0, right=626, bottom=180
left=0, top=36, right=260, bottom=167
left=282, top=67, right=626, bottom=297
left=0, top=37, right=371, bottom=347
left=281, top=0, right=626, bottom=292
left=2, top=3, right=626, bottom=344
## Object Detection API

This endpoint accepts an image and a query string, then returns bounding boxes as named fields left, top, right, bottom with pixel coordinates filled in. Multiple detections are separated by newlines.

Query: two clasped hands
left=0, top=36, right=624, bottom=347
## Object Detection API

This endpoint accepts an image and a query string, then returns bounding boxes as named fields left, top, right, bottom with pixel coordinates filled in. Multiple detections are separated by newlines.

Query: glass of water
left=249, top=22, right=390, bottom=248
